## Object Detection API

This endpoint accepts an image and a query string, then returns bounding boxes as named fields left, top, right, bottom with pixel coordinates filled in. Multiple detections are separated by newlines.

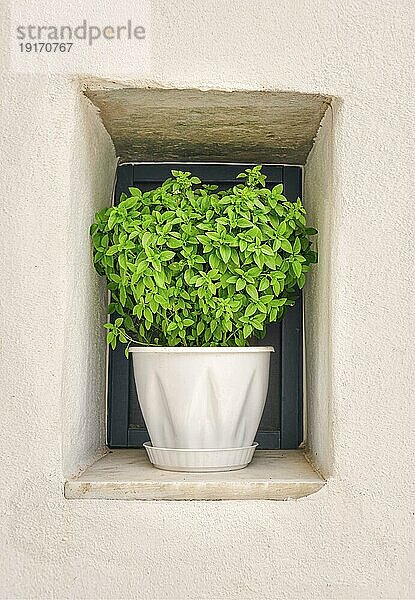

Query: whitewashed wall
left=1, top=1, right=415, bottom=598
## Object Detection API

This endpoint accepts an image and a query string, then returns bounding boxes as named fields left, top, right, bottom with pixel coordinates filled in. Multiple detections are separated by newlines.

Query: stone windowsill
left=65, top=449, right=325, bottom=501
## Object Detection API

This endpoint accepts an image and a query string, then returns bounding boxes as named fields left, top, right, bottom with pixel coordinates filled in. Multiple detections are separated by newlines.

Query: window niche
left=64, top=85, right=333, bottom=499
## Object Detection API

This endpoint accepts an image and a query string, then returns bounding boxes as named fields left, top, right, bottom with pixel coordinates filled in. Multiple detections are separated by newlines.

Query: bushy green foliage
left=90, top=166, right=317, bottom=353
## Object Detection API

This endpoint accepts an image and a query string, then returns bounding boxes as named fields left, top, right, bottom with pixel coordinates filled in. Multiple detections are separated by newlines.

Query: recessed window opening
left=107, top=162, right=304, bottom=451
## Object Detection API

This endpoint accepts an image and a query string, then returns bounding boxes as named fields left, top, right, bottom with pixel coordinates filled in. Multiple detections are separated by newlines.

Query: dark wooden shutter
left=107, top=163, right=303, bottom=449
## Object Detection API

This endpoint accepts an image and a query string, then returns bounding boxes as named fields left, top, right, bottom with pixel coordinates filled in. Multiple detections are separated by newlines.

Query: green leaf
left=253, top=254, right=264, bottom=269
left=236, top=278, right=246, bottom=291
left=272, top=281, right=281, bottom=295
left=107, top=212, right=117, bottom=230
left=120, top=196, right=138, bottom=210
left=152, top=258, right=162, bottom=272
left=209, top=253, right=221, bottom=269
left=244, top=304, right=257, bottom=317
left=237, top=218, right=252, bottom=228
left=137, top=258, right=149, bottom=272
left=280, top=239, right=293, bottom=253
left=292, top=261, right=302, bottom=277
left=246, top=284, right=258, bottom=300
left=298, top=273, right=306, bottom=288
left=124, top=315, right=134, bottom=330
left=272, top=184, right=283, bottom=195
left=293, top=237, right=301, bottom=254
left=153, top=270, right=165, bottom=287
left=131, top=270, right=140, bottom=285
left=272, top=298, right=287, bottom=307
left=259, top=278, right=269, bottom=291
left=144, top=307, right=153, bottom=323
left=239, top=239, right=248, bottom=252
left=142, top=232, right=152, bottom=248
left=263, top=255, right=276, bottom=270
left=277, top=221, right=287, bottom=236
left=243, top=324, right=253, bottom=338
left=274, top=270, right=286, bottom=279
left=196, top=321, right=204, bottom=335
left=261, top=245, right=274, bottom=256
left=118, top=254, right=127, bottom=270
left=167, top=237, right=182, bottom=249
left=149, top=298, right=158, bottom=313
left=155, top=293, right=169, bottom=309
left=129, top=187, right=141, bottom=196
left=220, top=245, right=231, bottom=263
left=160, top=250, right=175, bottom=261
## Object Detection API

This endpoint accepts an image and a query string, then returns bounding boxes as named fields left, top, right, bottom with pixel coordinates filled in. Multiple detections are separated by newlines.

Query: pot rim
left=129, top=346, right=274, bottom=353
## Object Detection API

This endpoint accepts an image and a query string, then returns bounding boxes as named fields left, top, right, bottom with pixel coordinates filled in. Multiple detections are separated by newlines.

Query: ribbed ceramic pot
left=129, top=347, right=274, bottom=458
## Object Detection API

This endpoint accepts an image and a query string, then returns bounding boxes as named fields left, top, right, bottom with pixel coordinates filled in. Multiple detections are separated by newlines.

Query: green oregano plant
left=90, top=166, right=317, bottom=354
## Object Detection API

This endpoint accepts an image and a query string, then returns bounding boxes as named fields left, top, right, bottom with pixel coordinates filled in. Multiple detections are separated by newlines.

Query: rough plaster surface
left=84, top=88, right=330, bottom=164
left=304, top=108, right=335, bottom=477
left=1, top=1, right=415, bottom=599
left=61, top=89, right=116, bottom=476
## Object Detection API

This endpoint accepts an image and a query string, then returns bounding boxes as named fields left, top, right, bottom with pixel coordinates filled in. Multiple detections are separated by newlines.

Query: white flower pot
left=129, top=346, right=274, bottom=472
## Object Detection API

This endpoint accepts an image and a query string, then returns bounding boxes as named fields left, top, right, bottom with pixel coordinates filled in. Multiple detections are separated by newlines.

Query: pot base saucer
left=143, top=442, right=258, bottom=472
